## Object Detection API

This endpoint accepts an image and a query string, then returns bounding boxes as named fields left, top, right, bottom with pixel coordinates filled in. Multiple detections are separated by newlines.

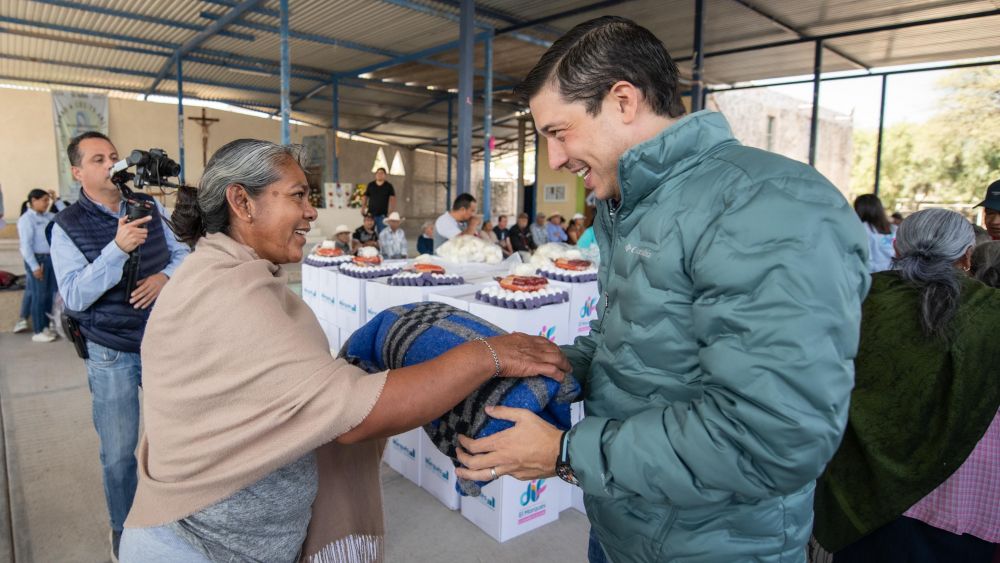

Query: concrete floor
left=0, top=234, right=591, bottom=562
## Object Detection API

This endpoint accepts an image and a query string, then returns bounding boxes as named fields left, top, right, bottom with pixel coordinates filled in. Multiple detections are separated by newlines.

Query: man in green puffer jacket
left=455, top=16, right=870, bottom=562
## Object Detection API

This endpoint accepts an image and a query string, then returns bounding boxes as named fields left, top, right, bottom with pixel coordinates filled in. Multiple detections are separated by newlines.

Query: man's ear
left=607, top=81, right=641, bottom=124
left=70, top=165, right=83, bottom=184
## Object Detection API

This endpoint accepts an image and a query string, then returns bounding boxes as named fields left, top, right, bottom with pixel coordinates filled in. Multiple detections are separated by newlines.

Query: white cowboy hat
left=571, top=212, right=585, bottom=221
left=334, top=224, right=351, bottom=235
left=386, top=211, right=404, bottom=222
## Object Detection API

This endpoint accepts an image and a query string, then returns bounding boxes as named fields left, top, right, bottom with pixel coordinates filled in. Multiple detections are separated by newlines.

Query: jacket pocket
left=588, top=495, right=678, bottom=562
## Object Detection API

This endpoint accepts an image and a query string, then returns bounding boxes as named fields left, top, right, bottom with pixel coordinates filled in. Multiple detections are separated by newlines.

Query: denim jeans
left=120, top=525, right=212, bottom=562
left=85, top=340, right=142, bottom=532
left=374, top=214, right=386, bottom=234
left=589, top=527, right=610, bottom=563
left=25, top=255, right=56, bottom=333
left=18, top=285, right=31, bottom=319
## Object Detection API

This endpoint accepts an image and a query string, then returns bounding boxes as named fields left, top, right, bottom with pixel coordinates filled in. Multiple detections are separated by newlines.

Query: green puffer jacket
left=563, top=111, right=870, bottom=562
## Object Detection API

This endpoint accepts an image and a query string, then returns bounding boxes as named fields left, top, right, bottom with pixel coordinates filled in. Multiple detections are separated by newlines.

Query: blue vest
left=54, top=190, right=171, bottom=353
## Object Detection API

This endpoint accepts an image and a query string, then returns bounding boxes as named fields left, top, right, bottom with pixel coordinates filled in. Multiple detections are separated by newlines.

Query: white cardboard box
left=334, top=273, right=366, bottom=335
left=418, top=428, right=460, bottom=510
left=383, top=429, right=421, bottom=486
left=468, top=299, right=572, bottom=345
left=301, top=264, right=318, bottom=309
left=549, top=280, right=600, bottom=341
left=316, top=268, right=339, bottom=323
left=366, top=278, right=480, bottom=322
left=460, top=475, right=566, bottom=543
left=425, top=284, right=485, bottom=313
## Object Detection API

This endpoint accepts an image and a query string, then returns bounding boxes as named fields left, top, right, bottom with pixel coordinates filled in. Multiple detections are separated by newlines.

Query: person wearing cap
left=332, top=224, right=352, bottom=255
left=530, top=212, right=548, bottom=247
left=352, top=213, right=379, bottom=253
left=566, top=212, right=586, bottom=245
left=977, top=179, right=1000, bottom=240
left=378, top=211, right=407, bottom=260
left=546, top=212, right=568, bottom=243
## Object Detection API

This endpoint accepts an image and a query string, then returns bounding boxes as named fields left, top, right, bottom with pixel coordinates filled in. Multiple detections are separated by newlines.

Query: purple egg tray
left=303, top=256, right=351, bottom=268
left=474, top=290, right=569, bottom=310
left=387, top=273, right=466, bottom=286
left=538, top=269, right=598, bottom=283
left=338, top=265, right=403, bottom=279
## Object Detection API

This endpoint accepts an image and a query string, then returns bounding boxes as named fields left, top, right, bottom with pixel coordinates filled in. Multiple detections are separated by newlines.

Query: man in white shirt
left=433, top=193, right=479, bottom=248
left=378, top=211, right=408, bottom=259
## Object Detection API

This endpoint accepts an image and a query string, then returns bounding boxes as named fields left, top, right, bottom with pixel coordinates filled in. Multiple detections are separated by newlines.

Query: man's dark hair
left=452, top=193, right=476, bottom=211
left=515, top=16, right=685, bottom=118
left=67, top=131, right=112, bottom=167
left=497, top=214, right=507, bottom=222
left=376, top=167, right=387, bottom=174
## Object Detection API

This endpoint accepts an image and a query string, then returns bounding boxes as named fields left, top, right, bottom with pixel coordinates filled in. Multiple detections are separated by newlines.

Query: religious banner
left=52, top=90, right=108, bottom=201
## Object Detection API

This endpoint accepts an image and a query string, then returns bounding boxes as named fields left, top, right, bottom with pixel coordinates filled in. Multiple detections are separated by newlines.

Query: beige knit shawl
left=126, top=233, right=389, bottom=562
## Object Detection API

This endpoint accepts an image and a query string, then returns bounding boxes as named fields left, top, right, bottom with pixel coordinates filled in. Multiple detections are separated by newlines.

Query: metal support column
left=691, top=0, right=705, bottom=112
left=482, top=32, right=494, bottom=220
left=176, top=53, right=185, bottom=184
left=874, top=74, right=888, bottom=196
left=808, top=39, right=823, bottom=167
left=517, top=117, right=526, bottom=214
left=456, top=0, right=474, bottom=195
left=332, top=78, right=340, bottom=182
left=279, top=0, right=290, bottom=145
left=446, top=96, right=454, bottom=205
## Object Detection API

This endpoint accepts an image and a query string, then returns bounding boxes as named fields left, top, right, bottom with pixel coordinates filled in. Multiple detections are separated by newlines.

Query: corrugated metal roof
left=0, top=0, right=997, bottom=148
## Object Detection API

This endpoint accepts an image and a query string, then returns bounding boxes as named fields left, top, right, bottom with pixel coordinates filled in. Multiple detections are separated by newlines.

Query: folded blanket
left=340, top=301, right=580, bottom=495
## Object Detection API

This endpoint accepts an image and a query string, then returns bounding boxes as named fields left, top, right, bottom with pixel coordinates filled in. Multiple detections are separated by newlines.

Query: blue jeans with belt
left=85, top=340, right=142, bottom=533
left=24, top=254, right=56, bottom=333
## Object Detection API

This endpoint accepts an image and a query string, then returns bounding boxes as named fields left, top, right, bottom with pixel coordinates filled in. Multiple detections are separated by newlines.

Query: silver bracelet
left=476, top=337, right=501, bottom=378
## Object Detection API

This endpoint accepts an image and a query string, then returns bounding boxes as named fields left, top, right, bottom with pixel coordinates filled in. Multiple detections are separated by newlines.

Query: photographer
left=49, top=131, right=189, bottom=561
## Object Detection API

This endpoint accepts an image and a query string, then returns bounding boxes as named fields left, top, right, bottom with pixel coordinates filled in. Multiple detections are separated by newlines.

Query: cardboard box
left=301, top=264, right=318, bottom=309
left=460, top=475, right=566, bottom=543
left=549, top=280, right=600, bottom=340
left=418, top=428, right=460, bottom=510
left=383, top=429, right=421, bottom=486
left=366, top=278, right=479, bottom=322
left=316, top=268, right=339, bottom=323
left=334, top=273, right=365, bottom=335
left=425, top=284, right=486, bottom=313
left=468, top=299, right=572, bottom=346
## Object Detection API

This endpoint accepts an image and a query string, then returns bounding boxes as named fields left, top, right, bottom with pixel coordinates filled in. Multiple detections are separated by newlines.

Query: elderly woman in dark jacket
left=815, top=209, right=1000, bottom=562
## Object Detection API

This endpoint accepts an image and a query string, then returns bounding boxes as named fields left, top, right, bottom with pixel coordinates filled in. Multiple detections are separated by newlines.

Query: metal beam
left=691, top=0, right=705, bottom=112
left=339, top=30, right=493, bottom=80
left=200, top=11, right=394, bottom=58
left=483, top=32, right=494, bottom=220
left=352, top=98, right=447, bottom=135
left=332, top=79, right=339, bottom=182
left=176, top=54, right=186, bottom=183
left=456, top=0, right=475, bottom=195
left=429, top=0, right=565, bottom=37
left=874, top=74, right=887, bottom=196
left=447, top=96, right=453, bottom=204
left=674, top=9, right=1000, bottom=63
left=280, top=0, right=290, bottom=145
left=808, top=40, right=822, bottom=167
left=726, top=0, right=868, bottom=70
left=145, top=0, right=266, bottom=97
left=31, top=0, right=256, bottom=41
left=379, top=0, right=551, bottom=48
left=496, top=0, right=636, bottom=35
left=203, top=0, right=279, bottom=18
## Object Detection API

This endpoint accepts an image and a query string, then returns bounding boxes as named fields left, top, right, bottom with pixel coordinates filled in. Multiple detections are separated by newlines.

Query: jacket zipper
left=600, top=205, right=618, bottom=329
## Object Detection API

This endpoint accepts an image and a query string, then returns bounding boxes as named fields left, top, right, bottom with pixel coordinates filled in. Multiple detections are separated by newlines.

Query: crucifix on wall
left=188, top=108, right=220, bottom=168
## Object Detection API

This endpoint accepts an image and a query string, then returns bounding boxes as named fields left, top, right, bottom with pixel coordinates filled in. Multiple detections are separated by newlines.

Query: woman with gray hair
left=815, top=208, right=1000, bottom=561
left=118, top=139, right=569, bottom=562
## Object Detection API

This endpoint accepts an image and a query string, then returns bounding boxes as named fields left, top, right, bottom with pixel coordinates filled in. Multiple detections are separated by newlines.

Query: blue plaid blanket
left=340, top=301, right=580, bottom=496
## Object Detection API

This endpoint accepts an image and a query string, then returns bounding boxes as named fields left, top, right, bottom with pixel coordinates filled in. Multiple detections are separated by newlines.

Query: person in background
left=433, top=193, right=479, bottom=249
left=479, top=219, right=499, bottom=245
left=493, top=214, right=513, bottom=257
left=529, top=212, right=548, bottom=247
left=332, top=224, right=352, bottom=255
left=0, top=183, right=6, bottom=231
left=890, top=211, right=904, bottom=226
left=971, top=240, right=1000, bottom=287
left=416, top=221, right=434, bottom=256
left=854, top=194, right=896, bottom=273
left=508, top=212, right=536, bottom=260
left=378, top=211, right=407, bottom=260
left=546, top=212, right=568, bottom=243
left=577, top=214, right=596, bottom=250
left=972, top=225, right=992, bottom=246
left=48, top=189, right=70, bottom=213
left=566, top=212, right=585, bottom=245
left=51, top=131, right=189, bottom=561
left=815, top=209, right=1000, bottom=562
left=17, top=189, right=58, bottom=342
left=362, top=167, right=395, bottom=233
left=975, top=179, right=1000, bottom=241
left=352, top=213, right=379, bottom=253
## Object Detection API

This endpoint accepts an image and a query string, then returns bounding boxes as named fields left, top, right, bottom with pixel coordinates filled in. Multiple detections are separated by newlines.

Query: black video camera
left=108, top=149, right=182, bottom=298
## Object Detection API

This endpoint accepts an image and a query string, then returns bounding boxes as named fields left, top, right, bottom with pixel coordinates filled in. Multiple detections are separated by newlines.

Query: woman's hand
left=484, top=333, right=570, bottom=381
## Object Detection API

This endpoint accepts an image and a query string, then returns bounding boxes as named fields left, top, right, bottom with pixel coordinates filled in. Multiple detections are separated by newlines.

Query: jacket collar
left=615, top=110, right=737, bottom=217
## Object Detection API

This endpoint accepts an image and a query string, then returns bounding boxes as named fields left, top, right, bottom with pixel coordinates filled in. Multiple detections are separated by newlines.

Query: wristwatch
left=555, top=431, right=579, bottom=486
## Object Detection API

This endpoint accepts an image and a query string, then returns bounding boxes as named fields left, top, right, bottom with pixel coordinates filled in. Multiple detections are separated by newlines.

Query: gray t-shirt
left=168, top=452, right=318, bottom=563
left=434, top=212, right=466, bottom=249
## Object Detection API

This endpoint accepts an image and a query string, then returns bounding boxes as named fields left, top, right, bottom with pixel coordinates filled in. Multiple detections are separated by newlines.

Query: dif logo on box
left=391, top=438, right=415, bottom=459
left=537, top=326, right=557, bottom=342
left=517, top=479, right=549, bottom=524
left=424, top=456, right=449, bottom=481
left=580, top=296, right=598, bottom=319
